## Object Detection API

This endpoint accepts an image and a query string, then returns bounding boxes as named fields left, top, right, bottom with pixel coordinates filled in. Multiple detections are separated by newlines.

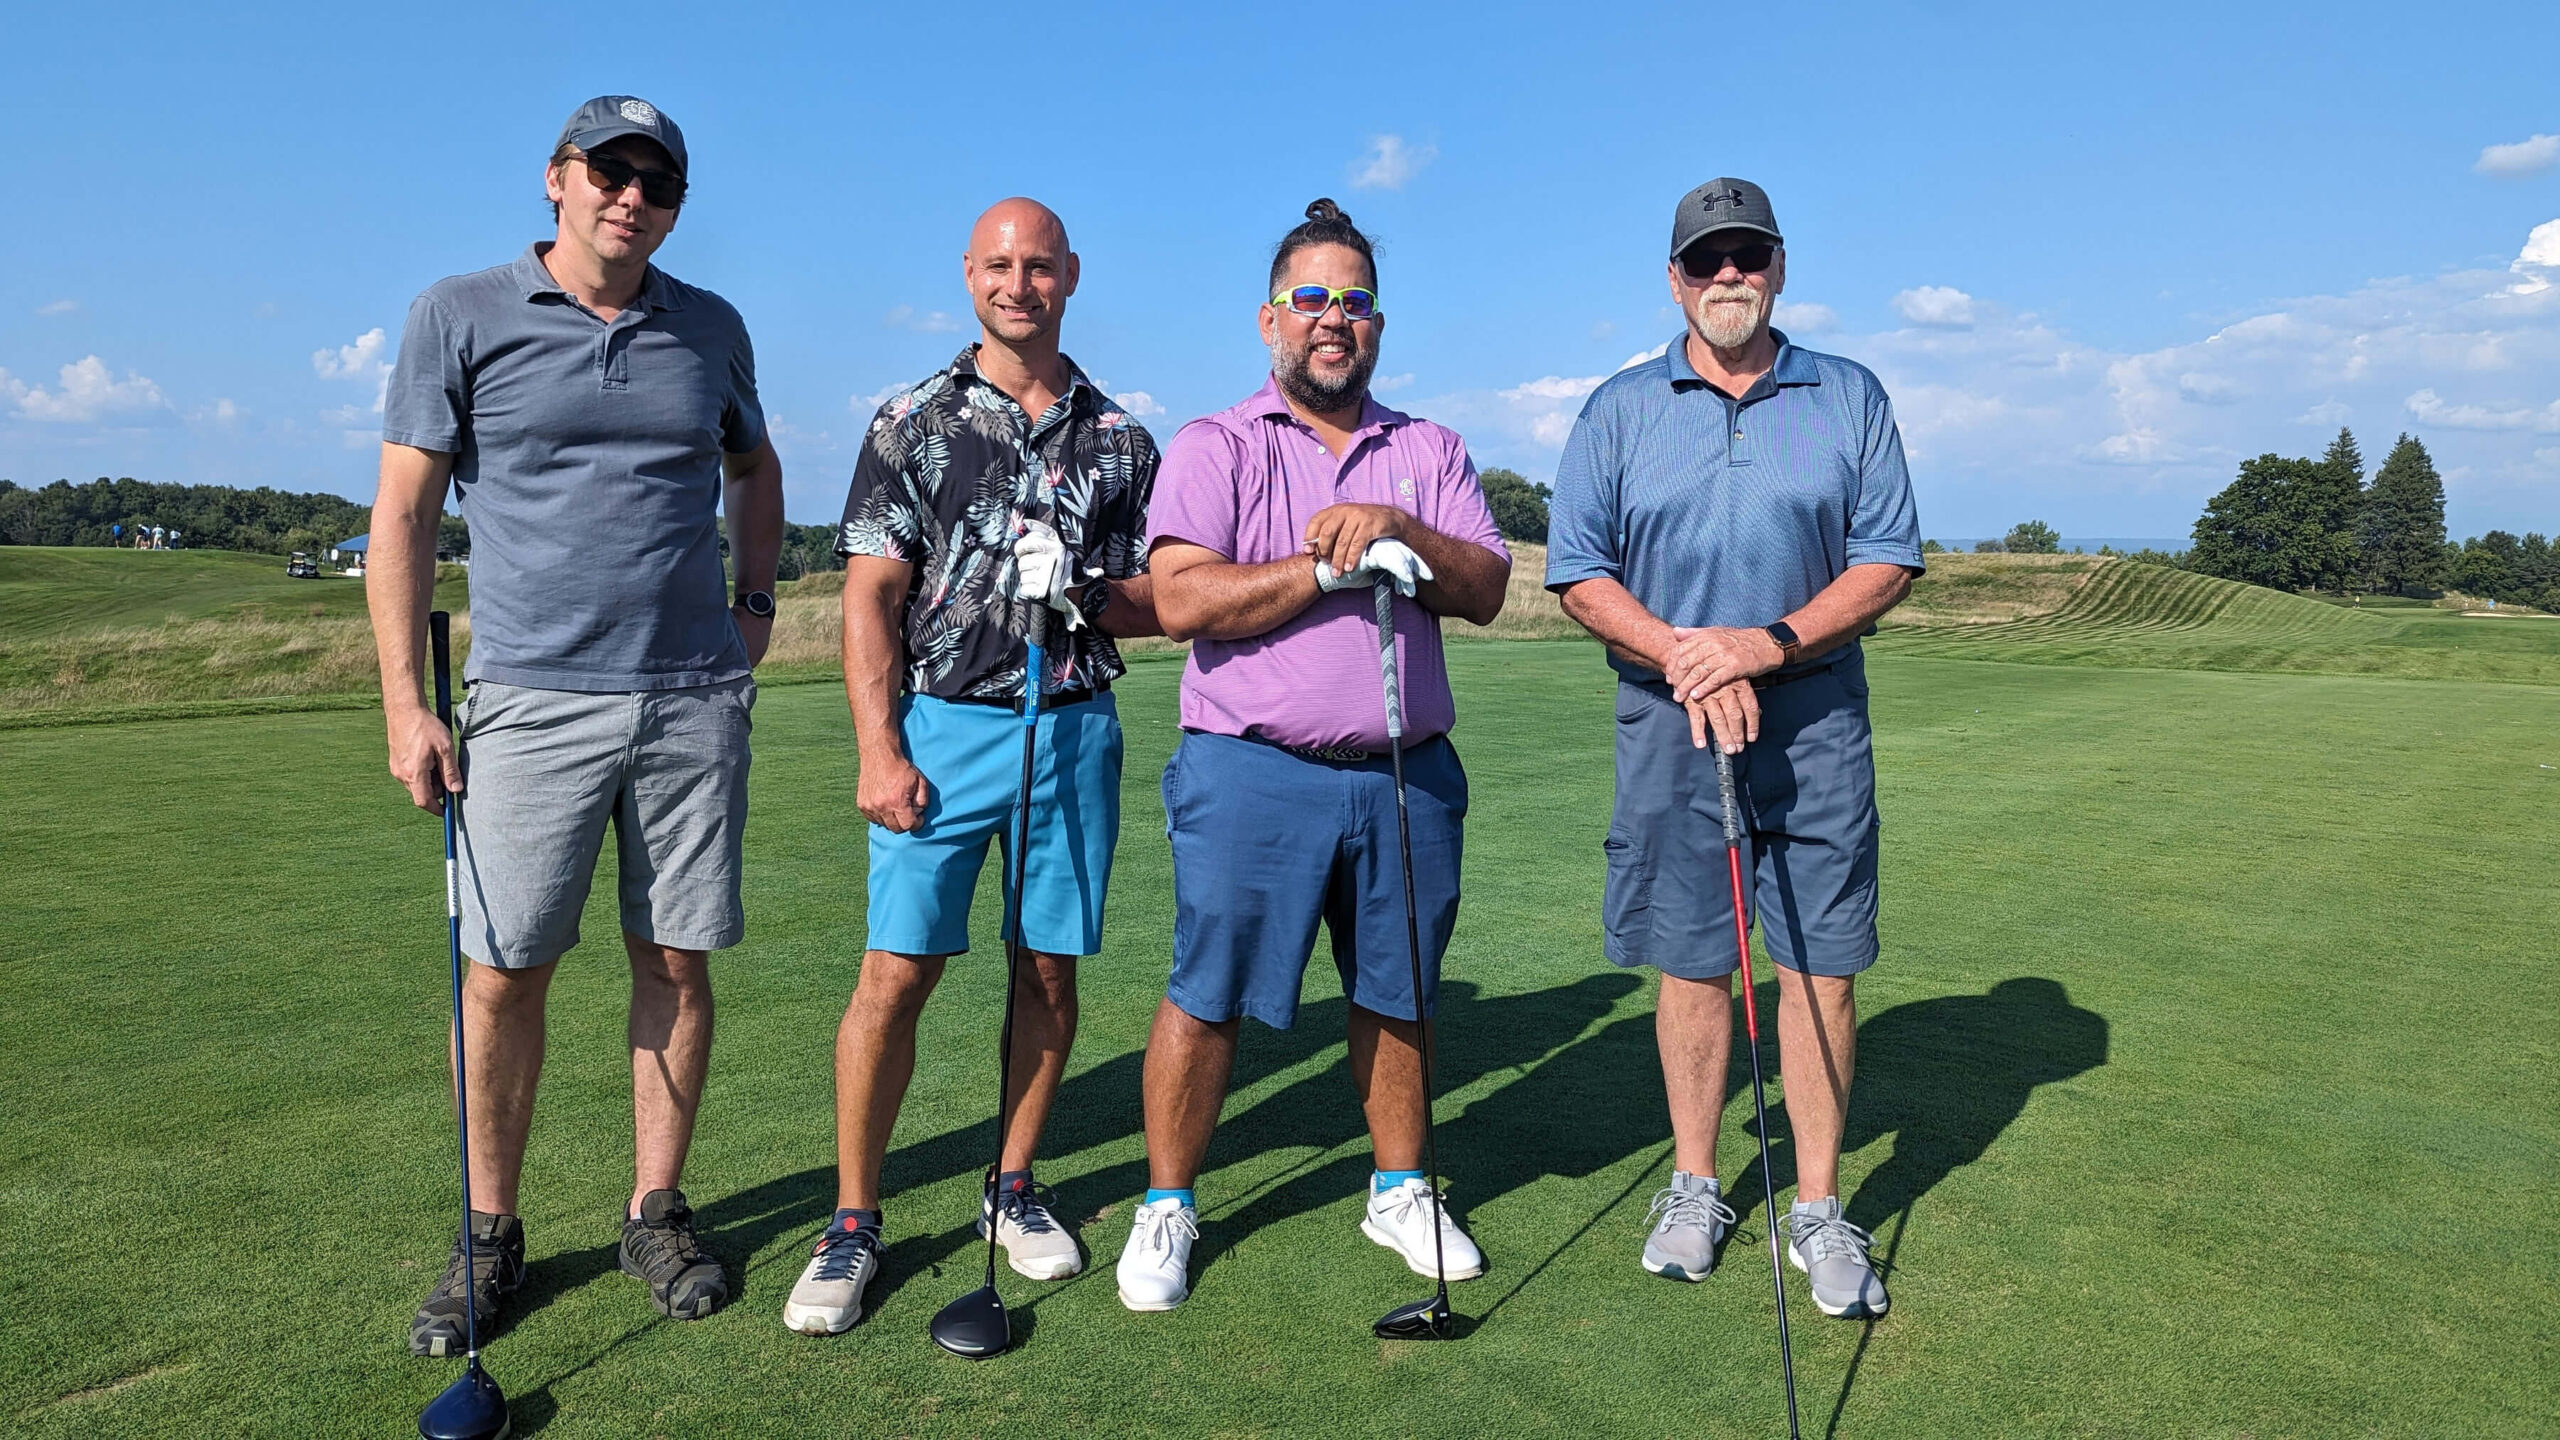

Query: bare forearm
left=1157, top=557, right=1320, bottom=642
left=1558, top=578, right=1677, bottom=673
left=1096, top=573, right=1162, bottom=639
left=1783, top=564, right=1915, bottom=660
left=366, top=446, right=452, bottom=713
left=1401, top=527, right=1509, bottom=626
left=723, top=448, right=785, bottom=594
left=839, top=588, right=909, bottom=758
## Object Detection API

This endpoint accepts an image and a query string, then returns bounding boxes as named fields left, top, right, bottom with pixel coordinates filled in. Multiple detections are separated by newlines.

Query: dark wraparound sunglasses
left=578, top=152, right=687, bottom=210
left=1678, top=240, right=1777, bottom=281
left=1272, top=284, right=1381, bottom=321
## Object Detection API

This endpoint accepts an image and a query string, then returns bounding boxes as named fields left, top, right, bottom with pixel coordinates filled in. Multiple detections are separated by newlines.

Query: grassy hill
left=1878, top=553, right=2560, bottom=685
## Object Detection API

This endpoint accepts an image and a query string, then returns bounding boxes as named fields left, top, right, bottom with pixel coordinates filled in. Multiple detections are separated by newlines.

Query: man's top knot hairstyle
left=1269, top=197, right=1377, bottom=293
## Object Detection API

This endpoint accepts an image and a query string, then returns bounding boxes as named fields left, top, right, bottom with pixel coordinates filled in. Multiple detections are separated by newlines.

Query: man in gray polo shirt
left=1546, top=178, right=1922, bottom=1320
left=368, top=95, right=784, bottom=1354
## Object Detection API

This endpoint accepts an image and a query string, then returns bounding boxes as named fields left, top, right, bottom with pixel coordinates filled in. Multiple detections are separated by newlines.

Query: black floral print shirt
left=836, top=346, right=1159, bottom=700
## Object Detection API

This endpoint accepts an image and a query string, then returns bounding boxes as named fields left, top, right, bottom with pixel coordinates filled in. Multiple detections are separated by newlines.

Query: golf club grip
left=429, top=610, right=453, bottom=726
left=1713, top=744, right=1741, bottom=847
left=1372, top=580, right=1402, bottom=741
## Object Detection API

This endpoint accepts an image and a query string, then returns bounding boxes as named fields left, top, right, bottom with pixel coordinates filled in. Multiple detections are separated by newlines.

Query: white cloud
left=2477, top=133, right=2560, bottom=179
left=2294, top=400, right=2353, bottom=426
left=2510, top=218, right=2560, bottom=295
left=1774, top=300, right=1839, bottom=333
left=851, top=384, right=907, bottom=415
left=1371, top=372, right=1417, bottom=393
left=1490, top=375, right=1606, bottom=446
left=2404, top=388, right=2560, bottom=432
left=1619, top=342, right=1669, bottom=371
left=1891, top=286, right=1977, bottom=328
left=36, top=299, right=78, bottom=317
left=884, top=305, right=960, bottom=333
left=1114, top=391, right=1166, bottom=418
left=1349, top=134, right=1436, bottom=191
left=2177, top=371, right=2243, bottom=405
left=313, top=327, right=393, bottom=412
left=1, top=355, right=168, bottom=422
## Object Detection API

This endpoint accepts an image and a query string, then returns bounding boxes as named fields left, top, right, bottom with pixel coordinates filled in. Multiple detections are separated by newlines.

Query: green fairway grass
left=5, top=643, right=2553, bottom=1436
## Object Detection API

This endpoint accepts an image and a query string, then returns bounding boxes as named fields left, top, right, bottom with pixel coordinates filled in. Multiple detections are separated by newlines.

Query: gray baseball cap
left=1669, top=178, right=1781, bottom=259
left=554, top=95, right=688, bottom=177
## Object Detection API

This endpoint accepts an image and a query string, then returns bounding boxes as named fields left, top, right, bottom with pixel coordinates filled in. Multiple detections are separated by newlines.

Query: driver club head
left=928, top=1284, right=1012, bottom=1359
left=1372, top=1294, right=1456, bottom=1341
left=417, top=1356, right=510, bottom=1440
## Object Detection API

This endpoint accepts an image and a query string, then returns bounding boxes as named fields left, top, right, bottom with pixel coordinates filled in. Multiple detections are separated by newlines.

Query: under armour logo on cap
left=1669, top=177, right=1781, bottom=259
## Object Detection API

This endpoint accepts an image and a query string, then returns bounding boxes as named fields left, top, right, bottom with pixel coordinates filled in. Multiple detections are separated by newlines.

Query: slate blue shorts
left=1163, top=732, right=1466, bottom=1030
left=865, top=692, right=1122, bottom=958
left=1603, top=651, right=1881, bottom=979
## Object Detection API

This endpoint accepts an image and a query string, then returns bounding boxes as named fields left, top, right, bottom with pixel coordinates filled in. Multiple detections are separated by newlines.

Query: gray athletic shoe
left=409, top=1210, right=526, bottom=1357
left=1785, top=1196, right=1889, bottom=1319
left=620, top=1189, right=729, bottom=1320
left=1641, top=1172, right=1737, bottom=1281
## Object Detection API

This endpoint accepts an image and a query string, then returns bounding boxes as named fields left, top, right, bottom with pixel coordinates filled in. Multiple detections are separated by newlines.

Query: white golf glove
left=1314, top=538, right=1435, bottom=598
left=1002, top=517, right=1086, bottom=631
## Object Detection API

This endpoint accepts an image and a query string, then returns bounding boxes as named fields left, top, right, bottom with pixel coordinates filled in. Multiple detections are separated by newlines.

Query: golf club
left=928, top=603, right=1050, bottom=1360
left=1714, top=743, right=1800, bottom=1440
left=418, top=610, right=511, bottom=1440
left=1369, top=578, right=1458, bottom=1342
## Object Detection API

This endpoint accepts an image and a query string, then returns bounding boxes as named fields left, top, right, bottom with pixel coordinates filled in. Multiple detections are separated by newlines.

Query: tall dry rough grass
left=0, top=608, right=470, bottom=716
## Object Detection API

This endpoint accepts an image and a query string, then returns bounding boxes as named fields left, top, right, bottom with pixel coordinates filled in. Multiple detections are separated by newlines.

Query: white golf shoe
left=976, top=1181, right=1084, bottom=1280
left=1115, top=1197, right=1199, bottom=1311
left=781, top=1221, right=881, bottom=1335
left=1361, top=1178, right=1485, bottom=1280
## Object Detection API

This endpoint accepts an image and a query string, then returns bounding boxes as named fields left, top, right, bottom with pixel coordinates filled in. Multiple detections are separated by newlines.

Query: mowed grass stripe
left=4, top=643, right=2554, bottom=1436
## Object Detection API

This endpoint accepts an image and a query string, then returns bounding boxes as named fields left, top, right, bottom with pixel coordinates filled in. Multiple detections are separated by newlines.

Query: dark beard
left=1272, top=336, right=1377, bottom=412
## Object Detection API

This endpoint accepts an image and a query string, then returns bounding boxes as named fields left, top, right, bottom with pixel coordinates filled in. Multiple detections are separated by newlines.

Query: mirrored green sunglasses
left=1271, top=284, right=1381, bottom=320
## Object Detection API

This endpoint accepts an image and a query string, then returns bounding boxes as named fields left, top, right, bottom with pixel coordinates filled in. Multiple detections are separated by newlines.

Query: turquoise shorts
left=865, top=692, right=1123, bottom=958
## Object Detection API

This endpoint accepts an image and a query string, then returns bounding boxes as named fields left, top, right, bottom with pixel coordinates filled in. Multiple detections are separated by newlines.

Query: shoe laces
left=994, top=1180, right=1064, bottom=1237
left=1784, top=1207, right=1877, bottom=1266
left=809, top=1225, right=879, bottom=1283
left=1131, top=1201, right=1198, bottom=1258
left=1646, top=1186, right=1738, bottom=1234
left=629, top=1200, right=711, bottom=1271
left=1378, top=1179, right=1460, bottom=1231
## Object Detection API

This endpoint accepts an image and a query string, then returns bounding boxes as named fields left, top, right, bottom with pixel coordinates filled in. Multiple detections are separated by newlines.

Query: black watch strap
left=1765, top=620, right=1801, bottom=662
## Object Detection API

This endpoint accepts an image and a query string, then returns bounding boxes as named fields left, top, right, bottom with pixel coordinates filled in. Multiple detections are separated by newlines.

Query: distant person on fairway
left=780, top=198, right=1163, bottom=1337
left=1115, top=199, right=1512, bottom=1313
left=366, top=95, right=784, bottom=1355
left=1546, top=178, right=1923, bottom=1319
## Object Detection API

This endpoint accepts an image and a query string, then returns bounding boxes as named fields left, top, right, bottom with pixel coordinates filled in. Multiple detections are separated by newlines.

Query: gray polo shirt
left=1544, top=330, right=1923, bottom=691
left=384, top=244, right=767, bottom=691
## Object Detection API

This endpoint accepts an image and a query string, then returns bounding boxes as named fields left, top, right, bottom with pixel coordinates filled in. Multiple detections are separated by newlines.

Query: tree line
left=0, top=477, right=375, bottom=556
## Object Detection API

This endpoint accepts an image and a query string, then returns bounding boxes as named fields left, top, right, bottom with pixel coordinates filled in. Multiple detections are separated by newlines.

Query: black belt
left=1235, top=731, right=1442, bottom=764
left=946, top=682, right=1106, bottom=714
left=1750, top=656, right=1844, bottom=692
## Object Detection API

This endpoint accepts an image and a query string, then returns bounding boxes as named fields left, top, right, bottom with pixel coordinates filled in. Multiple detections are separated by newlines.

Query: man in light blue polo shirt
left=1546, top=178, right=1922, bottom=1320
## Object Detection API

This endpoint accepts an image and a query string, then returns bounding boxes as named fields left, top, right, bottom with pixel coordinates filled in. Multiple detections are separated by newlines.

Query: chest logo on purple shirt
left=1397, top=476, right=1416, bottom=498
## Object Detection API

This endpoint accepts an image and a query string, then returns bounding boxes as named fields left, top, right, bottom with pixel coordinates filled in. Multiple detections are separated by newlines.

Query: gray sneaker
left=1784, top=1196, right=1889, bottom=1318
left=1641, top=1173, right=1737, bottom=1281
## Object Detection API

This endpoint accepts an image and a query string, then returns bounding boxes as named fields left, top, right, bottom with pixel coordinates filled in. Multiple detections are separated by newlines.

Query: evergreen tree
left=2356, top=434, right=2447, bottom=594
left=2303, top=428, right=2366, bottom=589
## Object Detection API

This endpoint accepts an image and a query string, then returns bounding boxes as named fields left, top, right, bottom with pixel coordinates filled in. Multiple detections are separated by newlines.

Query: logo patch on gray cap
left=618, top=99, right=659, bottom=126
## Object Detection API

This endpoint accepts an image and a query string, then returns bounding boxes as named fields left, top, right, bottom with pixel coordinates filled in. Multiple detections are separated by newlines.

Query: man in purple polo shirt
left=1113, top=199, right=1512, bottom=1313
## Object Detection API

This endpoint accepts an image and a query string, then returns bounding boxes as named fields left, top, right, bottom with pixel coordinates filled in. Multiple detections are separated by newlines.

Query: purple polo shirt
left=1146, top=376, right=1509, bottom=751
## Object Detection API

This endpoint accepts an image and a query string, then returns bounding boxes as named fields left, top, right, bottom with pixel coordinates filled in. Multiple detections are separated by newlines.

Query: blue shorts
left=1164, top=732, right=1467, bottom=1030
left=1603, top=651, right=1881, bottom=980
left=865, top=692, right=1123, bottom=958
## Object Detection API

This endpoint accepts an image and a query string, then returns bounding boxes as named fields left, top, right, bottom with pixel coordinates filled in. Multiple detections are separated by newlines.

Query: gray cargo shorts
left=453, top=676, right=754, bottom=969
left=1603, top=651, right=1880, bottom=980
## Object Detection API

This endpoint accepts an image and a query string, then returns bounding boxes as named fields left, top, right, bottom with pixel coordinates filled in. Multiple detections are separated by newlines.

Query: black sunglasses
left=1678, top=240, right=1777, bottom=281
left=577, top=152, right=687, bottom=210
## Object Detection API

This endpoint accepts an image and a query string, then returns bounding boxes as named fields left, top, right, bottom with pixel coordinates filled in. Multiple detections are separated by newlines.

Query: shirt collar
left=1245, top=372, right=1406, bottom=438
left=946, top=344, right=1100, bottom=412
left=1661, top=328, right=1818, bottom=393
left=514, top=243, right=684, bottom=313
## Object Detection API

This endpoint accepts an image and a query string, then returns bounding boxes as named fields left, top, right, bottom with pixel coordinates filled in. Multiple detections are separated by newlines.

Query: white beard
left=1693, top=285, right=1767, bottom=349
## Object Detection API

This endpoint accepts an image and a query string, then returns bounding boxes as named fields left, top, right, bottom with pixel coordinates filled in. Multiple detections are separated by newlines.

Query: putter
left=928, top=603, right=1051, bottom=1360
left=419, top=611, right=511, bottom=1440
left=1714, top=744, right=1800, bottom=1440
left=1368, top=579, right=1458, bottom=1342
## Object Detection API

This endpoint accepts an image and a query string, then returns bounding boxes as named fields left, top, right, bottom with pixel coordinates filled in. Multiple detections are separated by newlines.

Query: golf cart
left=287, top=551, right=321, bottom=579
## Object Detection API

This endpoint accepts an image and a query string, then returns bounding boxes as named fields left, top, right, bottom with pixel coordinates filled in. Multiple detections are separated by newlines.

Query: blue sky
left=4, top=1, right=2557, bottom=539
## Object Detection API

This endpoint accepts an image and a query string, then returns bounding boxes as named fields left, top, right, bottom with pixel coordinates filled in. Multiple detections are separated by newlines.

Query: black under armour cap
left=554, top=95, right=688, bottom=177
left=1669, top=177, right=1781, bottom=258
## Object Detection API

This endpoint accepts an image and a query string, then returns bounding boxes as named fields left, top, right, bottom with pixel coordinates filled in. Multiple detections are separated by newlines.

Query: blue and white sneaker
left=783, top=1216, right=882, bottom=1335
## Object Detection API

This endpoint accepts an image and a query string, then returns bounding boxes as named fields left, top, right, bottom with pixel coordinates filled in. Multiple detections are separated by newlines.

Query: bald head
left=963, top=197, right=1079, bottom=351
left=969, top=197, right=1069, bottom=257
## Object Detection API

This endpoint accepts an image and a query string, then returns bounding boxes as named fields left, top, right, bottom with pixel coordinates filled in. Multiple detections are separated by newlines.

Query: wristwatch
left=1764, top=620, right=1801, bottom=664
left=736, top=590, right=776, bottom=619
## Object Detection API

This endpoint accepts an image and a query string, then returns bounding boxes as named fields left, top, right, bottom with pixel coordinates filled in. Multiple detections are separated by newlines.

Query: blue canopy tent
left=329, top=533, right=369, bottom=568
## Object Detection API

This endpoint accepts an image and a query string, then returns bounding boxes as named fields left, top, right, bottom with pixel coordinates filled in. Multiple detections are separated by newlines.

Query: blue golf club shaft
left=428, top=611, right=481, bottom=1364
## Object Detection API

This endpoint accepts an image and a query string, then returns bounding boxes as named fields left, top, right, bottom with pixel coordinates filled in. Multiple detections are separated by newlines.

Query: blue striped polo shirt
left=1543, top=330, right=1924, bottom=688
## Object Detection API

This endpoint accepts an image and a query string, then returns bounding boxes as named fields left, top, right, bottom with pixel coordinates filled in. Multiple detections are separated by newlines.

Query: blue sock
left=830, top=1207, right=881, bottom=1236
left=1373, top=1169, right=1426, bottom=1194
left=995, top=1169, right=1033, bottom=1196
left=1143, top=1187, right=1195, bottom=1209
